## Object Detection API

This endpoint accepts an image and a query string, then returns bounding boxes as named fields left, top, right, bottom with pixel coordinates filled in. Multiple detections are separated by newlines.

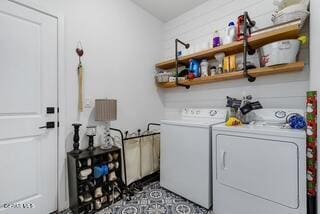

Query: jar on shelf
left=200, top=59, right=209, bottom=77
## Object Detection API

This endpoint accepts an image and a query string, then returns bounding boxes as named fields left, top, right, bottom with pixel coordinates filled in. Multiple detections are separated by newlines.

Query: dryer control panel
left=253, top=109, right=305, bottom=123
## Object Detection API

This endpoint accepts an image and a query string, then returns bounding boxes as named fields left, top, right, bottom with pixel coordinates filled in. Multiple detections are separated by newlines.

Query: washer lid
left=212, top=123, right=306, bottom=139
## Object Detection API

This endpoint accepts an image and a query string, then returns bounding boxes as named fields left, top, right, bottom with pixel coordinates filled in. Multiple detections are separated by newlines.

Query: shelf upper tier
left=156, top=23, right=300, bottom=70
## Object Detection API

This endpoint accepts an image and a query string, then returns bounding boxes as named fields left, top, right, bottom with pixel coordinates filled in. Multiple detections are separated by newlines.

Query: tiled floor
left=65, top=181, right=212, bottom=214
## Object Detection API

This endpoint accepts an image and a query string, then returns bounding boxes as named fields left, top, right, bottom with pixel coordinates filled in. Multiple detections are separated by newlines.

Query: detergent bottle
left=213, top=30, right=222, bottom=47
left=189, top=59, right=201, bottom=78
left=223, top=22, right=236, bottom=45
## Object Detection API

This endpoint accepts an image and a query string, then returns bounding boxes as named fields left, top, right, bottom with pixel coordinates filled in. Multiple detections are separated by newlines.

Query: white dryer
left=161, top=108, right=227, bottom=209
left=212, top=109, right=306, bottom=214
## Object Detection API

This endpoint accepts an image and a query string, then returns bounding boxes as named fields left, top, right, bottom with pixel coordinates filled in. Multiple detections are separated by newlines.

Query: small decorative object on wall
left=72, top=123, right=82, bottom=154
left=95, top=99, right=117, bottom=150
left=86, top=126, right=96, bottom=152
left=76, top=42, right=84, bottom=112
left=306, top=91, right=317, bottom=214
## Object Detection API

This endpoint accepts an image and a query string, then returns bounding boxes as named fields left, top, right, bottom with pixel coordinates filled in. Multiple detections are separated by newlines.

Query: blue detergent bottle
left=189, top=59, right=201, bottom=78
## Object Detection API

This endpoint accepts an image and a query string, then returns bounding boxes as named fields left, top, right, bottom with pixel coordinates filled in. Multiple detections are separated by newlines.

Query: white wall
left=161, top=0, right=309, bottom=118
left=60, top=0, right=164, bottom=210
left=61, top=0, right=164, bottom=143
left=309, top=0, right=320, bottom=212
left=11, top=0, right=164, bottom=210
left=61, top=0, right=164, bottom=209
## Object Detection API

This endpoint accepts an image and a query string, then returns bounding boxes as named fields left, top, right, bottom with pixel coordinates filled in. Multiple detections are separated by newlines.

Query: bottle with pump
left=223, top=21, right=236, bottom=45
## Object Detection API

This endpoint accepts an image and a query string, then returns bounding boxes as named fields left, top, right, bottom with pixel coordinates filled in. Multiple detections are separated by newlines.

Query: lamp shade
left=95, top=99, right=117, bottom=121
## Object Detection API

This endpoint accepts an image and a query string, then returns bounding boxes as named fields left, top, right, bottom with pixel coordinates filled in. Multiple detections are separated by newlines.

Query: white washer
left=161, top=108, right=227, bottom=209
left=212, top=109, right=306, bottom=214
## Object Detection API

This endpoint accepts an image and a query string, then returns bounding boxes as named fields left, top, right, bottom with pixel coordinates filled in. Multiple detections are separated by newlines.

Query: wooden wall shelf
left=156, top=23, right=300, bottom=70
left=157, top=62, right=305, bottom=88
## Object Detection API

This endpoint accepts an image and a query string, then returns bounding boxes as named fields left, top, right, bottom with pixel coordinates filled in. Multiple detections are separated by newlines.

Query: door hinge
left=46, top=107, right=55, bottom=114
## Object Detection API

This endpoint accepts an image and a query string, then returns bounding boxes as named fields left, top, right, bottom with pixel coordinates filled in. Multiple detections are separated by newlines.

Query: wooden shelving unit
left=157, top=61, right=305, bottom=88
left=156, top=23, right=300, bottom=70
left=68, top=147, right=124, bottom=214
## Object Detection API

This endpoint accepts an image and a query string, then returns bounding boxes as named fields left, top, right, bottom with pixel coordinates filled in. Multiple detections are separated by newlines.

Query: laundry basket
left=124, top=138, right=141, bottom=185
left=153, top=134, right=160, bottom=171
left=140, top=134, right=154, bottom=177
left=140, top=131, right=161, bottom=177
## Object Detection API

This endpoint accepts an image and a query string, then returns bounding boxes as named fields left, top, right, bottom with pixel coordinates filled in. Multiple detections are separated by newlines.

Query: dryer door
left=216, top=134, right=299, bottom=208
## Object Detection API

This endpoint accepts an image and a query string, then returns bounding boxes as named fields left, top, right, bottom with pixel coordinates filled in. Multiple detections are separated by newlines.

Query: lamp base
left=101, top=123, right=113, bottom=150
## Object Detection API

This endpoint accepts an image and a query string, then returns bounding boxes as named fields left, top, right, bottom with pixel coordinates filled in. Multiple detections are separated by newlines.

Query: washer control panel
left=182, top=108, right=226, bottom=120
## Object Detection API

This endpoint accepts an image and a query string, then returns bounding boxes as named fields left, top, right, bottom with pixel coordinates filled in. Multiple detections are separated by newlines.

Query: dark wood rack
left=68, top=146, right=123, bottom=214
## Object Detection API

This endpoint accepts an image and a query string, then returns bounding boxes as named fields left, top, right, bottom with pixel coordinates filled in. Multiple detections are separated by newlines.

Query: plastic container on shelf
left=223, top=22, right=237, bottom=45
left=189, top=59, right=201, bottom=78
left=155, top=72, right=172, bottom=83
left=210, top=60, right=218, bottom=76
left=272, top=0, right=309, bottom=27
left=273, top=0, right=309, bottom=11
left=261, top=39, right=301, bottom=66
left=272, top=10, right=309, bottom=27
left=200, top=59, right=209, bottom=77
left=213, top=30, right=222, bottom=47
left=214, top=52, right=225, bottom=74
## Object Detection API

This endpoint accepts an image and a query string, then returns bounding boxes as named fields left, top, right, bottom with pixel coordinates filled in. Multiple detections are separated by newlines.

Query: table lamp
left=95, top=99, right=117, bottom=150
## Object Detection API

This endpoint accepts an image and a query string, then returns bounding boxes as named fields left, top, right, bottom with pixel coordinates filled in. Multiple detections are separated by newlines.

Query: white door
left=216, top=135, right=299, bottom=208
left=0, top=1, right=58, bottom=213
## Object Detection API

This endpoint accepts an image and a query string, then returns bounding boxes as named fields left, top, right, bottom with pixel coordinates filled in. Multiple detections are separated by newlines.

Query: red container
left=237, top=15, right=245, bottom=41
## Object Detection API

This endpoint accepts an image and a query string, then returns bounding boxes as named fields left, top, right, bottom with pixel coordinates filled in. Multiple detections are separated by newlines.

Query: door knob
left=39, top=122, right=55, bottom=129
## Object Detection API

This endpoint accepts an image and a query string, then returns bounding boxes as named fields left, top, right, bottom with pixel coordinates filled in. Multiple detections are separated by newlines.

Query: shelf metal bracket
left=175, top=39, right=191, bottom=89
left=242, top=11, right=257, bottom=82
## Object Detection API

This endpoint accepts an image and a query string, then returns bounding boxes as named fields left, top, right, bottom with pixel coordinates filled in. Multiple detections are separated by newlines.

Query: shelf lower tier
left=157, top=61, right=305, bottom=89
